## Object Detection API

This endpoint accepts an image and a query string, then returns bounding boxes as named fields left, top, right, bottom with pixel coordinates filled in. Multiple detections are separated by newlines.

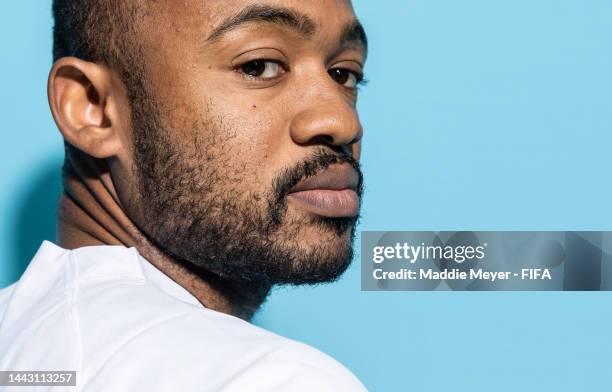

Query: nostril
left=308, top=134, right=335, bottom=145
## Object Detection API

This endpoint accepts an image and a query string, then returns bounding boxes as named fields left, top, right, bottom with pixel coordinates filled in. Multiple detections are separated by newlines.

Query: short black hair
left=53, top=0, right=111, bottom=63
left=52, top=0, right=143, bottom=74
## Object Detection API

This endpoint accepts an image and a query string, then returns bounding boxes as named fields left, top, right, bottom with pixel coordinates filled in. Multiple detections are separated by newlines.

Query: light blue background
left=2, top=1, right=612, bottom=391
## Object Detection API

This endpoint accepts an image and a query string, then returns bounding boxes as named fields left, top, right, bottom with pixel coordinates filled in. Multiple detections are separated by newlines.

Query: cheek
left=154, top=71, right=293, bottom=192
left=202, top=101, right=292, bottom=190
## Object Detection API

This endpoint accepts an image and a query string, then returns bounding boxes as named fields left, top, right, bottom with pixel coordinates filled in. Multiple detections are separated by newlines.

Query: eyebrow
left=340, top=20, right=368, bottom=55
left=206, top=5, right=316, bottom=42
left=206, top=4, right=368, bottom=55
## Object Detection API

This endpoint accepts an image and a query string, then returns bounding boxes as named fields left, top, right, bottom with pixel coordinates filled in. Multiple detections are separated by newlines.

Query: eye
left=238, top=60, right=285, bottom=79
left=328, top=68, right=362, bottom=88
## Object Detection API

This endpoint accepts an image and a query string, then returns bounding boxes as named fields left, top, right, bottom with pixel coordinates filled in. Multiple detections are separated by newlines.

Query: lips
left=287, top=163, right=360, bottom=218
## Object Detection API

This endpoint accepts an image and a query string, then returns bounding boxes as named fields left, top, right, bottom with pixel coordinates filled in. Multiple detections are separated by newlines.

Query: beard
left=126, top=80, right=363, bottom=289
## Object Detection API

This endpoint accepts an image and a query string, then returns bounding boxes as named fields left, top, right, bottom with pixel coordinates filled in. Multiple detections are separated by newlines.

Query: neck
left=57, top=149, right=270, bottom=320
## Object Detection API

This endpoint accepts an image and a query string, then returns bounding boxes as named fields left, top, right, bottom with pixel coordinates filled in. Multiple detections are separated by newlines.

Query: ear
left=48, top=57, right=123, bottom=159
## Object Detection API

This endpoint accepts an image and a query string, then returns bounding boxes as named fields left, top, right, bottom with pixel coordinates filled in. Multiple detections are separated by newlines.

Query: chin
left=275, top=218, right=357, bottom=283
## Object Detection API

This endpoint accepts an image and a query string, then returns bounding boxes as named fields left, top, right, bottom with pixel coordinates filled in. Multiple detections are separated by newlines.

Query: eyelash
left=234, top=59, right=366, bottom=89
left=235, top=59, right=287, bottom=81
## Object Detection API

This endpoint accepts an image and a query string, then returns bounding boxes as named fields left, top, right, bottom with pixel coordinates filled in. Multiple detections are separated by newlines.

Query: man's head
left=49, top=0, right=367, bottom=286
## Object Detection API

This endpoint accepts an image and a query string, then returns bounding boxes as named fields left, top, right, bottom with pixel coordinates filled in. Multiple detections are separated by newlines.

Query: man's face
left=113, top=0, right=366, bottom=285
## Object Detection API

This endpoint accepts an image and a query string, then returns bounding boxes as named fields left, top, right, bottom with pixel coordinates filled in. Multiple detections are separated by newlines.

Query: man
left=0, top=0, right=367, bottom=390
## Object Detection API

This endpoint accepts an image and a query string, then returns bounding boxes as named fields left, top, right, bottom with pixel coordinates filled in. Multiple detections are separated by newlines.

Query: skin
left=47, top=0, right=367, bottom=320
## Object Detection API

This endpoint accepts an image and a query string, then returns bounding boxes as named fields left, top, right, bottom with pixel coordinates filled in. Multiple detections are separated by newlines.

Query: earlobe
left=48, top=57, right=122, bottom=159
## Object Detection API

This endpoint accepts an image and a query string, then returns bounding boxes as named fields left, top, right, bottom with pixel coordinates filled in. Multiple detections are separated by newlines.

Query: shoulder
left=216, top=334, right=368, bottom=392
left=9, top=243, right=365, bottom=391
left=82, top=302, right=366, bottom=391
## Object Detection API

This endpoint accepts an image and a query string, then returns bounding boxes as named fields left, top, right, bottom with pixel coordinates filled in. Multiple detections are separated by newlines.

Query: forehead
left=147, top=0, right=357, bottom=38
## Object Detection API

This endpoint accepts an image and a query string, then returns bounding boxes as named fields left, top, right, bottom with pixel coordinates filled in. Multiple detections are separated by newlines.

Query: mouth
left=286, top=163, right=360, bottom=218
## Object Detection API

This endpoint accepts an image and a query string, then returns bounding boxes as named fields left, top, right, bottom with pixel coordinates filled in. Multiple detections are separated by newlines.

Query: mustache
left=272, top=149, right=364, bottom=205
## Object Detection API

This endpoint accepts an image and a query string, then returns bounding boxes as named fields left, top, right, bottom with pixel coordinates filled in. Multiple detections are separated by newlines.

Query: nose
left=289, top=78, right=363, bottom=151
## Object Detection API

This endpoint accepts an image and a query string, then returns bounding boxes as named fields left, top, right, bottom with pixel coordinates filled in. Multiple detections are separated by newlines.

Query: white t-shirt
left=0, top=241, right=366, bottom=391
